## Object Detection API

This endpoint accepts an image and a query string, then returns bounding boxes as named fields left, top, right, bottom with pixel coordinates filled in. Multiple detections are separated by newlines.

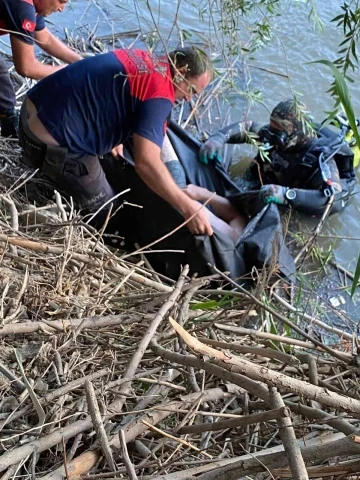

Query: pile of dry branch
left=0, top=24, right=358, bottom=479
left=0, top=136, right=358, bottom=480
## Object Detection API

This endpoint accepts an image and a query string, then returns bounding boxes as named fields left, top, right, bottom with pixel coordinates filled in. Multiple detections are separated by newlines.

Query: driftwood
left=272, top=458, right=360, bottom=479
left=0, top=313, right=142, bottom=336
left=38, top=387, right=241, bottom=480
left=85, top=381, right=116, bottom=471
left=113, top=265, right=190, bottom=412
left=0, top=233, right=172, bottom=293
left=148, top=434, right=360, bottom=480
left=119, top=430, right=138, bottom=480
left=176, top=406, right=290, bottom=434
left=163, top=319, right=360, bottom=415
left=0, top=218, right=359, bottom=480
left=268, top=387, right=308, bottom=480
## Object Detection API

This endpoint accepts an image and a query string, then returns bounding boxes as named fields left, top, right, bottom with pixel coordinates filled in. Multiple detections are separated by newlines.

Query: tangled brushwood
left=0, top=136, right=358, bottom=480
left=0, top=22, right=357, bottom=479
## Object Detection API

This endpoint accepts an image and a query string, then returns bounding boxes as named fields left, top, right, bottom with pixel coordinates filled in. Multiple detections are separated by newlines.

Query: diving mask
left=261, top=125, right=302, bottom=150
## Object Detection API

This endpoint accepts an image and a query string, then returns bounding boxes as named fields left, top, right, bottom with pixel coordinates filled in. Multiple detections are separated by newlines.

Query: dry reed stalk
left=0, top=25, right=357, bottom=480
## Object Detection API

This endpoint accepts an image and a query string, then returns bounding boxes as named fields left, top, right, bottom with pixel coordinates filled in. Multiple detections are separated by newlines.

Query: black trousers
left=0, top=56, right=16, bottom=115
left=19, top=100, right=119, bottom=228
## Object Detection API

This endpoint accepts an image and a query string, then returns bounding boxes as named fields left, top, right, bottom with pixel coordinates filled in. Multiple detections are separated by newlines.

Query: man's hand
left=259, top=184, right=288, bottom=205
left=199, top=132, right=227, bottom=165
left=182, top=200, right=213, bottom=236
left=111, top=144, right=124, bottom=158
left=133, top=134, right=213, bottom=236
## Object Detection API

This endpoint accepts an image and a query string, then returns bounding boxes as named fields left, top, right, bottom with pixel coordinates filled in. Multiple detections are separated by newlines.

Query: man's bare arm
left=10, top=35, right=66, bottom=79
left=35, top=28, right=82, bottom=64
left=133, top=134, right=213, bottom=236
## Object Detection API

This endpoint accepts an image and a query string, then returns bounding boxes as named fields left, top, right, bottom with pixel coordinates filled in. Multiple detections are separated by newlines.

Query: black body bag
left=102, top=120, right=295, bottom=284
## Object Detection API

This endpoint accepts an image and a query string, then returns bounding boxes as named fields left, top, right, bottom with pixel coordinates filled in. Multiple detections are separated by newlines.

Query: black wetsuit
left=212, top=120, right=356, bottom=216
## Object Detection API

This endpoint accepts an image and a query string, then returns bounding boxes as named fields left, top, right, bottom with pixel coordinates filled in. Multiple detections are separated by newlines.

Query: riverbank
left=0, top=157, right=358, bottom=478
left=0, top=26, right=359, bottom=480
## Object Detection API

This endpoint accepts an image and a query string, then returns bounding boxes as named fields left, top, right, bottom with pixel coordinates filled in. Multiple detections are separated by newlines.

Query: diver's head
left=262, top=99, right=315, bottom=151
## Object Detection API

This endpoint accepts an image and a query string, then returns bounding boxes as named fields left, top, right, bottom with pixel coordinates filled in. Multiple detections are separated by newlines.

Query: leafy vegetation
left=332, top=1, right=360, bottom=75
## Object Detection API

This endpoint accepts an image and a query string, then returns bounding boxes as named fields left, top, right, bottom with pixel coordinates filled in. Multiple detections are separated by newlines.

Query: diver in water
left=199, top=98, right=356, bottom=217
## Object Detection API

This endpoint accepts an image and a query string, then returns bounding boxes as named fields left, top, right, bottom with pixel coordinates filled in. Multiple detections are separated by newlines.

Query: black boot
left=1, top=110, right=19, bottom=138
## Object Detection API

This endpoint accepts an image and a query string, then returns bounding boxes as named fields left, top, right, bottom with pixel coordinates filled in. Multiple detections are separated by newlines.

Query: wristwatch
left=285, top=188, right=297, bottom=201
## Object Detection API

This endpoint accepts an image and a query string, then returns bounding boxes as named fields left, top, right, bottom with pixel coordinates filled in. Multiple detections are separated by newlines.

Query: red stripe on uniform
left=114, top=49, right=175, bottom=102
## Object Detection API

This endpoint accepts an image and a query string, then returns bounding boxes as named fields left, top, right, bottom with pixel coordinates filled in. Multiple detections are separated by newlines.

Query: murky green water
left=50, top=0, right=360, bottom=271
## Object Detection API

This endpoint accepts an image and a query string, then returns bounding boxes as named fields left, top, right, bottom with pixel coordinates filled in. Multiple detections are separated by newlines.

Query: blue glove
left=259, top=184, right=288, bottom=205
left=199, top=132, right=227, bottom=165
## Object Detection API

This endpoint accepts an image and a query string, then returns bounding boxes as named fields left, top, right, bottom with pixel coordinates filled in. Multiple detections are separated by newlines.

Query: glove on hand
left=259, top=184, right=288, bottom=205
left=199, top=132, right=227, bottom=165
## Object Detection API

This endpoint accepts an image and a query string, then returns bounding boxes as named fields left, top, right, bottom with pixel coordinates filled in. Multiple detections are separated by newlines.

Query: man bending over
left=19, top=46, right=213, bottom=235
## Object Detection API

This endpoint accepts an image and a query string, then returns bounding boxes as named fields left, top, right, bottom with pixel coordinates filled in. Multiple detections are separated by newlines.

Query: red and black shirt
left=0, top=0, right=45, bottom=44
left=28, top=49, right=175, bottom=155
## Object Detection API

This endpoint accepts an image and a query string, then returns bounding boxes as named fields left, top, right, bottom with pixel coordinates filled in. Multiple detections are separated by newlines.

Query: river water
left=50, top=0, right=359, bottom=271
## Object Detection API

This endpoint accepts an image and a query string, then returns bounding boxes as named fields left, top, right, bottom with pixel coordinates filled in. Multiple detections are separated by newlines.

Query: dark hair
left=168, top=47, right=211, bottom=79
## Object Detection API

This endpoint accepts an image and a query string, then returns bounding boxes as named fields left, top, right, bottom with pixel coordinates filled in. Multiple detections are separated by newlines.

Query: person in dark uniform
left=199, top=98, right=356, bottom=217
left=19, top=47, right=214, bottom=235
left=0, top=0, right=82, bottom=137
